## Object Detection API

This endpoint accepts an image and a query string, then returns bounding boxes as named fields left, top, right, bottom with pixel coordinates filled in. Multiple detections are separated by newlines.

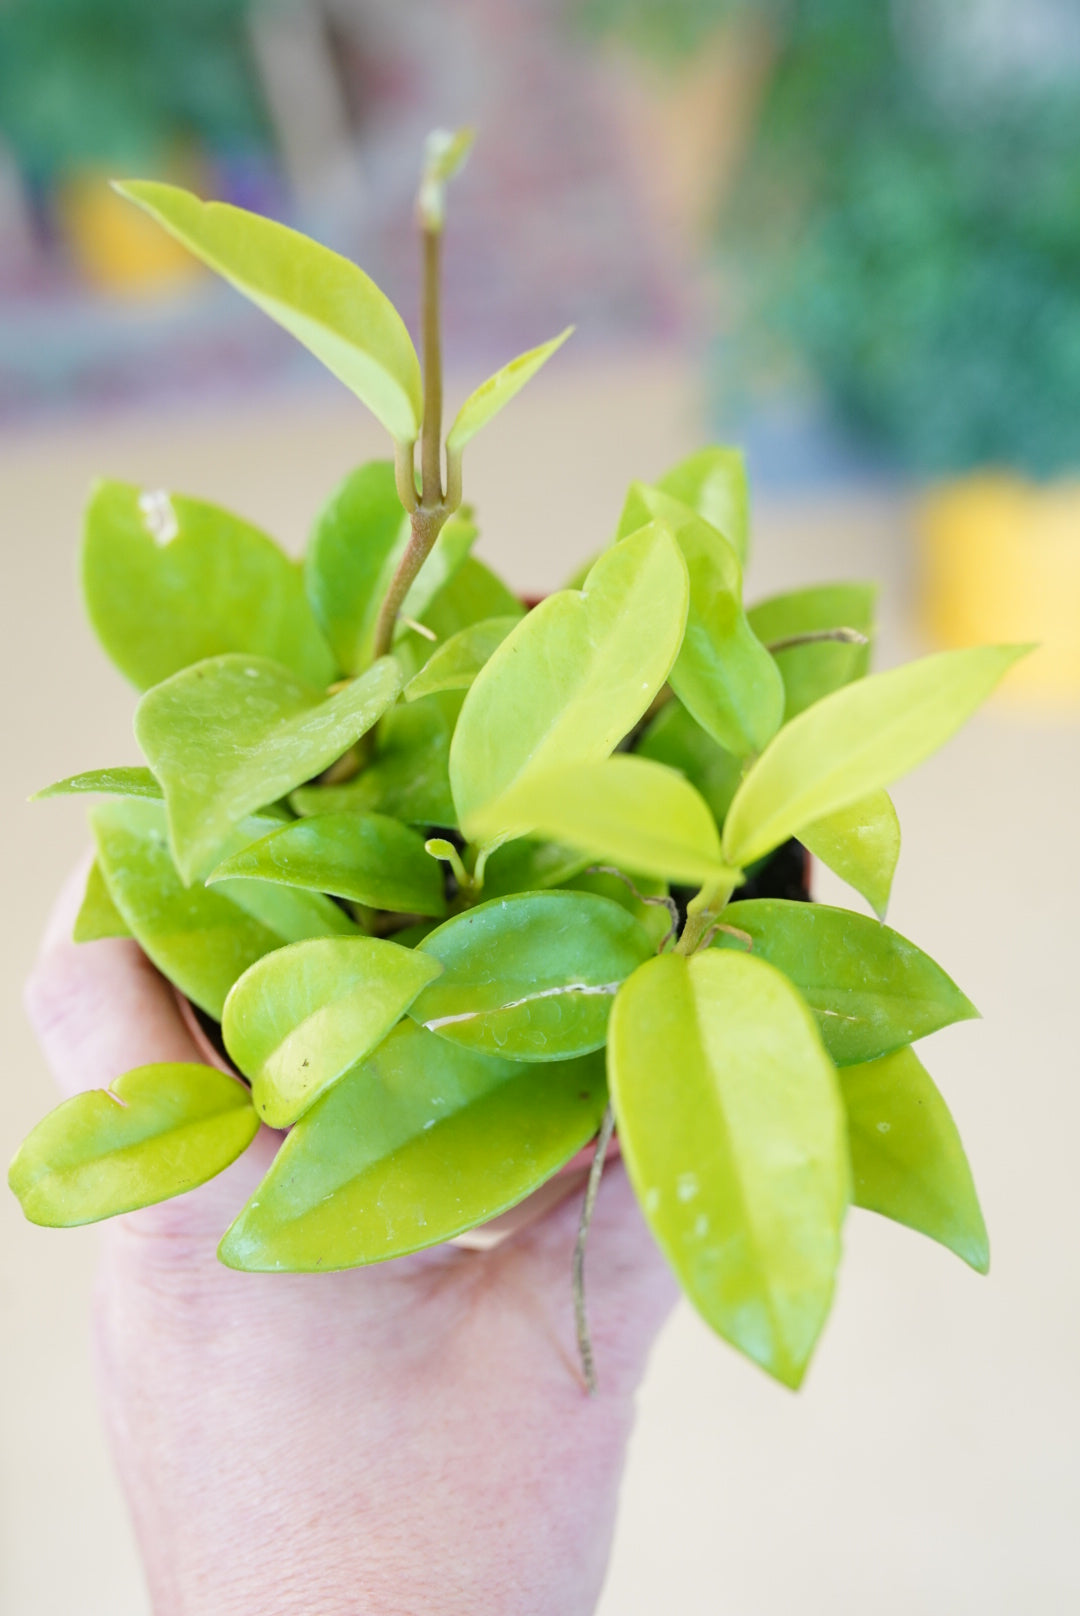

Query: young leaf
left=799, top=790, right=901, bottom=919
left=608, top=949, right=849, bottom=1388
left=723, top=645, right=1032, bottom=868
left=92, top=799, right=350, bottom=1018
left=9, top=1063, right=258, bottom=1228
left=73, top=861, right=131, bottom=942
left=636, top=699, right=746, bottom=826
left=115, top=182, right=423, bottom=443
left=223, top=936, right=442, bottom=1127
left=209, top=811, right=446, bottom=918
left=656, top=446, right=750, bottom=563
left=714, top=899, right=978, bottom=1066
left=135, top=652, right=403, bottom=881
left=404, top=616, right=519, bottom=701
left=417, top=126, right=475, bottom=231
left=450, top=524, right=689, bottom=841
left=446, top=329, right=573, bottom=455
left=618, top=484, right=783, bottom=755
left=291, top=691, right=459, bottom=828
left=34, top=765, right=162, bottom=802
left=840, top=1046, right=988, bottom=1272
left=219, top=1023, right=606, bottom=1271
left=468, top=755, right=740, bottom=888
left=82, top=480, right=336, bottom=692
left=747, top=582, right=876, bottom=720
left=410, top=890, right=653, bottom=1061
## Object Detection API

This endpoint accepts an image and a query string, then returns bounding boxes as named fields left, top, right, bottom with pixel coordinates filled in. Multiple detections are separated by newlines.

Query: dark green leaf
left=290, top=691, right=460, bottom=828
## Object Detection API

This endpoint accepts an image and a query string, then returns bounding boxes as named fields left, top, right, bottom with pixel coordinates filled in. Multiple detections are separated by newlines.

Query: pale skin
left=24, top=864, right=677, bottom=1616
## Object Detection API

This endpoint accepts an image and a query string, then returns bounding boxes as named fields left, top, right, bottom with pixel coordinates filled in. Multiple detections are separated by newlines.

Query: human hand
left=25, top=864, right=677, bottom=1616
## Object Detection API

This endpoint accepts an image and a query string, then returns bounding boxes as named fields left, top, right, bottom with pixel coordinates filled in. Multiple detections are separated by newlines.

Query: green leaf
left=722, top=645, right=1032, bottom=868
left=636, top=698, right=745, bottom=826
left=34, top=765, right=162, bottom=802
left=91, top=798, right=351, bottom=1018
left=290, top=690, right=460, bottom=828
left=304, top=462, right=477, bottom=675
left=9, top=1063, right=258, bottom=1228
left=656, top=446, right=750, bottom=564
left=450, top=524, right=689, bottom=841
left=115, top=182, right=423, bottom=442
left=73, top=861, right=131, bottom=942
left=209, top=811, right=446, bottom=918
left=135, top=652, right=402, bottom=882
left=479, top=838, right=592, bottom=899
left=839, top=1047, right=988, bottom=1272
left=608, top=949, right=848, bottom=1388
left=564, top=866, right=674, bottom=951
left=446, top=328, right=573, bottom=455
left=219, top=1023, right=606, bottom=1271
left=81, top=479, right=336, bottom=692
left=419, top=556, right=525, bottom=640
left=799, top=790, right=901, bottom=919
left=404, top=616, right=519, bottom=701
left=747, top=583, right=876, bottom=721
left=618, top=484, right=782, bottom=755
left=469, top=755, right=739, bottom=887
left=222, top=936, right=442, bottom=1127
left=714, top=899, right=978, bottom=1066
left=410, top=890, right=653, bottom=1061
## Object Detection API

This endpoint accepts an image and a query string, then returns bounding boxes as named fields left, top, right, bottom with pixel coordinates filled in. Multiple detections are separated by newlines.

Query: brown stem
left=573, top=1103, right=617, bottom=1396
left=372, top=505, right=448, bottom=660
left=766, top=626, right=868, bottom=654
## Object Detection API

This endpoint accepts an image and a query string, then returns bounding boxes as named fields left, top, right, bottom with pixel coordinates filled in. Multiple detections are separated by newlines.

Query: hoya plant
left=11, top=132, right=1026, bottom=1393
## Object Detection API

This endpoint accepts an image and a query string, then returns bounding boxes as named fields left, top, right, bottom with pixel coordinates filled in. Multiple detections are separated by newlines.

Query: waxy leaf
left=116, top=182, right=423, bottom=442
left=840, top=1047, right=988, bottom=1272
left=800, top=790, right=901, bottom=919
left=209, top=811, right=446, bottom=918
left=223, top=936, right=442, bottom=1127
left=82, top=480, right=336, bottom=692
left=219, top=1023, right=606, bottom=1270
left=723, top=645, right=1031, bottom=868
left=446, top=328, right=573, bottom=454
left=136, top=652, right=402, bottom=881
left=609, top=949, right=848, bottom=1387
left=73, top=861, right=131, bottom=942
left=469, top=755, right=739, bottom=887
left=714, top=900, right=978, bottom=1066
left=35, top=765, right=162, bottom=802
left=747, top=583, right=875, bottom=721
left=305, top=461, right=477, bottom=674
left=450, top=524, right=689, bottom=840
left=656, top=446, right=749, bottom=563
left=618, top=484, right=782, bottom=755
left=411, top=890, right=653, bottom=1060
left=565, top=867, right=674, bottom=951
left=291, top=690, right=459, bottom=828
left=480, top=838, right=591, bottom=899
left=636, top=699, right=745, bottom=826
left=404, top=616, right=519, bottom=701
left=92, top=799, right=351, bottom=1018
left=419, top=556, right=525, bottom=640
left=9, top=1063, right=258, bottom=1227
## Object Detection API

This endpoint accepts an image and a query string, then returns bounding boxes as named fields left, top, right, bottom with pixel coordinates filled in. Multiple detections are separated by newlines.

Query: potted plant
left=9, top=131, right=1026, bottom=1394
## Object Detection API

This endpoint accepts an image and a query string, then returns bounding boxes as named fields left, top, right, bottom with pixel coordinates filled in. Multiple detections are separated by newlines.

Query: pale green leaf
left=723, top=645, right=1032, bottom=868
left=411, top=890, right=653, bottom=1060
left=135, top=652, right=402, bottom=881
left=656, top=446, right=749, bottom=563
left=404, top=616, right=519, bottom=701
left=81, top=479, right=337, bottom=692
left=9, top=1063, right=258, bottom=1227
left=609, top=949, right=849, bottom=1387
left=73, top=861, right=131, bottom=942
left=840, top=1046, right=988, bottom=1272
left=219, top=1023, right=606, bottom=1271
left=800, top=790, right=901, bottom=918
left=446, top=329, right=572, bottom=455
left=223, top=936, right=442, bottom=1127
left=34, top=765, right=161, bottom=802
left=747, top=582, right=876, bottom=720
left=714, top=899, right=978, bottom=1066
left=450, top=524, right=689, bottom=841
left=290, top=690, right=459, bottom=828
left=115, top=182, right=422, bottom=441
left=636, top=698, right=745, bottom=826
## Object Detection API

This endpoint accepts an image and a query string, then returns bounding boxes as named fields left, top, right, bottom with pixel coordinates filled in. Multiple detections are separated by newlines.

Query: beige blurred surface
left=1, top=358, right=1077, bottom=1614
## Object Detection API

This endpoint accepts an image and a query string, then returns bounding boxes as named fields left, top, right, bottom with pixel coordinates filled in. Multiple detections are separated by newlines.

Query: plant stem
left=676, top=874, right=738, bottom=956
left=765, top=626, right=868, bottom=654
left=573, top=1103, right=616, bottom=1396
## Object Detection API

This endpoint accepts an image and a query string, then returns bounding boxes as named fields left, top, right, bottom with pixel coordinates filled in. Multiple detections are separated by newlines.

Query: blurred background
left=1, top=2, right=1078, bottom=1611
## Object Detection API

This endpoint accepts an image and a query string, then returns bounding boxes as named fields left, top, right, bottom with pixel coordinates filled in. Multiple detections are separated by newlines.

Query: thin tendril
left=573, top=1103, right=616, bottom=1396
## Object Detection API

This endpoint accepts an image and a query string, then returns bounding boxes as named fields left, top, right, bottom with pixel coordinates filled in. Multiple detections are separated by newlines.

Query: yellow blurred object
left=919, top=474, right=1080, bottom=703
left=55, top=168, right=205, bottom=296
